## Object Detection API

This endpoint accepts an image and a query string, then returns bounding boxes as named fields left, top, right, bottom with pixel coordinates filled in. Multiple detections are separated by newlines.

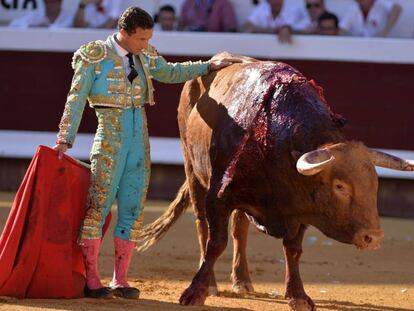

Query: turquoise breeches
left=80, top=106, right=150, bottom=242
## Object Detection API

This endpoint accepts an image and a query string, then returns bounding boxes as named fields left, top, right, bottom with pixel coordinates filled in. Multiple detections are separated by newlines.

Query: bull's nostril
left=364, top=235, right=373, bottom=244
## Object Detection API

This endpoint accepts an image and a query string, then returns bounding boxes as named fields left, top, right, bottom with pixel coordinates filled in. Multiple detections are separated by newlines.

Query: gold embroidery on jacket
left=113, top=57, right=123, bottom=69
left=57, top=59, right=93, bottom=146
left=141, top=44, right=159, bottom=69
left=72, top=40, right=107, bottom=69
left=95, top=63, right=101, bottom=75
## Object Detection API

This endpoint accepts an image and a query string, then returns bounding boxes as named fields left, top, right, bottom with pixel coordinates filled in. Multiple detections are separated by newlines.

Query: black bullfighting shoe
left=111, top=286, right=140, bottom=299
left=84, top=286, right=113, bottom=298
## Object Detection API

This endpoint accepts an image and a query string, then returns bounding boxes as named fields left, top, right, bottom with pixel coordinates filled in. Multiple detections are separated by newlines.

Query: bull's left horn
left=296, top=149, right=335, bottom=176
left=369, top=149, right=414, bottom=171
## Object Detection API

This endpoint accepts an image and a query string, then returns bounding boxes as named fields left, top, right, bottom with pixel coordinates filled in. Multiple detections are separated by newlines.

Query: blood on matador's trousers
left=79, top=106, right=150, bottom=242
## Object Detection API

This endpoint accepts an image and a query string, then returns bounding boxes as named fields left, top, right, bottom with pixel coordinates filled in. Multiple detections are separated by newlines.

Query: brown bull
left=138, top=53, right=414, bottom=311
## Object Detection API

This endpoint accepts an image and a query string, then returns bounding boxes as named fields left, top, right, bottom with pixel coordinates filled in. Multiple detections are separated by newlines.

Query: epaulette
left=71, top=40, right=107, bottom=69
left=141, top=44, right=159, bottom=60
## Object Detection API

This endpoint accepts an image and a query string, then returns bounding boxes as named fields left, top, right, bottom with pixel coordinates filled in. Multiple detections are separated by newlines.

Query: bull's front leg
left=283, top=224, right=316, bottom=311
left=179, top=190, right=231, bottom=306
left=231, top=210, right=254, bottom=294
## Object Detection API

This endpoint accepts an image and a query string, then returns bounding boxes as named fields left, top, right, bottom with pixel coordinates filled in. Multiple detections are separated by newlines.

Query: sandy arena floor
left=0, top=192, right=413, bottom=311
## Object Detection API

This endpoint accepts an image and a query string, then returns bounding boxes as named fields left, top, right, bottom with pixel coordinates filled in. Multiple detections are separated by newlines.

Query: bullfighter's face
left=119, top=27, right=154, bottom=55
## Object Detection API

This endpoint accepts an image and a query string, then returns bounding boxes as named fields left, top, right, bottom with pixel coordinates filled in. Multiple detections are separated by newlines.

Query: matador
left=54, top=6, right=237, bottom=299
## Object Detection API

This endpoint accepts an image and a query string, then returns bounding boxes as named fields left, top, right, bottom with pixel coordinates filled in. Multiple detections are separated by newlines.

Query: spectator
left=243, top=0, right=303, bottom=43
left=154, top=5, right=177, bottom=31
left=295, top=0, right=328, bottom=34
left=9, top=0, right=78, bottom=28
left=340, top=0, right=402, bottom=37
left=317, top=11, right=340, bottom=36
left=179, top=0, right=237, bottom=32
left=73, top=0, right=128, bottom=28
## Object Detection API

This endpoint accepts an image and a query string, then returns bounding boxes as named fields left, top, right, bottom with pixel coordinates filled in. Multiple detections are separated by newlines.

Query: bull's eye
left=333, top=179, right=351, bottom=198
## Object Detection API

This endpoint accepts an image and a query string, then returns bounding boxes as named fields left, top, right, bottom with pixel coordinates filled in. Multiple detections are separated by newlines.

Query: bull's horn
left=296, top=149, right=335, bottom=176
left=369, top=149, right=414, bottom=171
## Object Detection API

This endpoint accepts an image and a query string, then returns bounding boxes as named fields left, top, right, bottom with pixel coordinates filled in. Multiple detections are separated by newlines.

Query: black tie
left=126, top=53, right=138, bottom=83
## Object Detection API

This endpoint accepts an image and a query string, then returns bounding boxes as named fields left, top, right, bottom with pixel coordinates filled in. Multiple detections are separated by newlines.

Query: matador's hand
left=208, top=57, right=242, bottom=71
left=53, top=143, right=68, bottom=160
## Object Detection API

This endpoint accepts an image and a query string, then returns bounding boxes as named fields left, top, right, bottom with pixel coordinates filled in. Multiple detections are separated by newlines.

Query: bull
left=138, top=54, right=414, bottom=310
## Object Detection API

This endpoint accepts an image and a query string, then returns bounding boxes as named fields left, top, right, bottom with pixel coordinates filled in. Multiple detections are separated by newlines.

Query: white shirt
left=247, top=2, right=303, bottom=30
left=9, top=11, right=49, bottom=28
left=83, top=0, right=128, bottom=28
left=291, top=6, right=317, bottom=32
left=110, top=34, right=133, bottom=76
left=340, top=0, right=397, bottom=37
left=9, top=0, right=80, bottom=28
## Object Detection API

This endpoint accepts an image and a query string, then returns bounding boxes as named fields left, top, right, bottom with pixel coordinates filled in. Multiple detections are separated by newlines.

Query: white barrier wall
left=1, top=27, right=413, bottom=64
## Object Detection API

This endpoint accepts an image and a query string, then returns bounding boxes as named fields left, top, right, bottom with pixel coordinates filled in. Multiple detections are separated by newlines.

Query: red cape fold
left=0, top=145, right=111, bottom=298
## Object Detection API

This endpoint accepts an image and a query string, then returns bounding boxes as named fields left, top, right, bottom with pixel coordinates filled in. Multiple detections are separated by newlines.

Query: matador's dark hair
left=118, top=6, right=154, bottom=33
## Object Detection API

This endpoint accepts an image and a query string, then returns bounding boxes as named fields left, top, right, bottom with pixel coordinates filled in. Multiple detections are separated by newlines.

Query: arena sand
left=0, top=193, right=413, bottom=311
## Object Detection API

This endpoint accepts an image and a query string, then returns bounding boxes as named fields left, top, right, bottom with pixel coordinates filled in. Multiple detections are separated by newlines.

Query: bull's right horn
left=296, top=149, right=335, bottom=176
left=369, top=149, right=414, bottom=171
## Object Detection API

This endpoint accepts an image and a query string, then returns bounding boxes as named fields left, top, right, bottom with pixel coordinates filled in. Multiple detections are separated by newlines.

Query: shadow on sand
left=0, top=296, right=250, bottom=311
left=218, top=290, right=413, bottom=311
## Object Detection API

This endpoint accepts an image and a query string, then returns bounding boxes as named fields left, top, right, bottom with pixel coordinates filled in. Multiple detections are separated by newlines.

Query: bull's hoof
left=232, top=281, right=254, bottom=294
left=179, top=285, right=208, bottom=306
left=288, top=298, right=316, bottom=311
left=208, top=286, right=218, bottom=296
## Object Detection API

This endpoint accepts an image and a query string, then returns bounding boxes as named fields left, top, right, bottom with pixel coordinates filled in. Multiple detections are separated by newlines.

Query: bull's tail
left=136, top=180, right=190, bottom=252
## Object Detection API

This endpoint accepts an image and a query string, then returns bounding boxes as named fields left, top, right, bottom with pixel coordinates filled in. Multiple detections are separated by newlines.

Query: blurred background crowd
left=1, top=0, right=413, bottom=42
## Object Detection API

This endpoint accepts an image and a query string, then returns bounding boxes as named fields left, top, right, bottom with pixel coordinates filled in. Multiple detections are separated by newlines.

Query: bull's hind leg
left=179, top=188, right=232, bottom=305
left=283, top=224, right=315, bottom=311
left=188, top=176, right=218, bottom=296
left=230, top=210, right=254, bottom=294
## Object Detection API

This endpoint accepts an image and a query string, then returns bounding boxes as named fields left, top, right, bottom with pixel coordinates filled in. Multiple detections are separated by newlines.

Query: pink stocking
left=110, top=237, right=136, bottom=288
left=81, top=239, right=103, bottom=290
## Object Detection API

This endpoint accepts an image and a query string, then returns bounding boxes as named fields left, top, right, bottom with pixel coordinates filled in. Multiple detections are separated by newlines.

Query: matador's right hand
left=53, top=143, right=68, bottom=160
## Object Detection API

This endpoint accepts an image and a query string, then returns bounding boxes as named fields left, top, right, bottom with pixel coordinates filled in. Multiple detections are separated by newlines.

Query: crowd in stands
left=6, top=0, right=406, bottom=41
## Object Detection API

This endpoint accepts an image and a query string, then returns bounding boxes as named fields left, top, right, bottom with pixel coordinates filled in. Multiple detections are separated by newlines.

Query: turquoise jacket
left=57, top=35, right=210, bottom=147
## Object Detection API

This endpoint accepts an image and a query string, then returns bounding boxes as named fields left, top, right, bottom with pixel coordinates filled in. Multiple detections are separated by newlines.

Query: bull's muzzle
left=352, top=229, right=384, bottom=250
